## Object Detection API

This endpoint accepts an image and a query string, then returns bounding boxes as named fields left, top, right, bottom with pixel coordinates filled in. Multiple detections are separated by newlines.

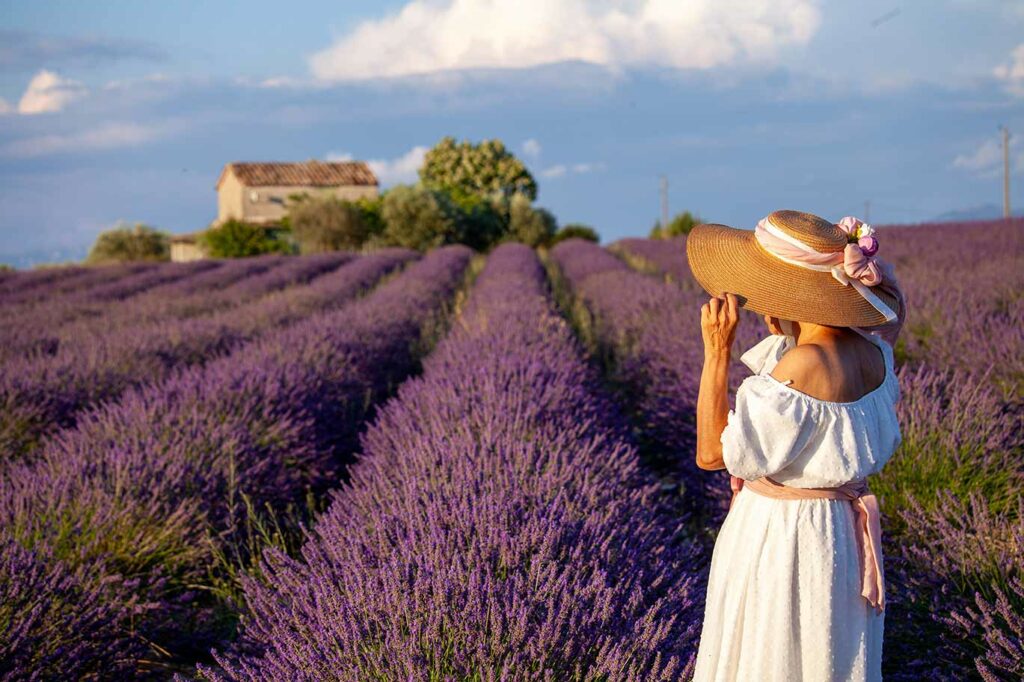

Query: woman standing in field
left=685, top=210, right=906, bottom=682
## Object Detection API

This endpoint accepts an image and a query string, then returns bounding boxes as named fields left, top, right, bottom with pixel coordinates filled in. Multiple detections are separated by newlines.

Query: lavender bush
left=549, top=238, right=760, bottom=526
left=72, top=260, right=222, bottom=303
left=881, top=219, right=1024, bottom=398
left=0, top=261, right=154, bottom=306
left=610, top=236, right=700, bottom=293
left=0, top=246, right=471, bottom=674
left=0, top=539, right=145, bottom=680
left=0, top=253, right=354, bottom=360
left=0, top=251, right=410, bottom=459
left=947, top=575, right=1024, bottom=681
left=199, top=244, right=705, bottom=681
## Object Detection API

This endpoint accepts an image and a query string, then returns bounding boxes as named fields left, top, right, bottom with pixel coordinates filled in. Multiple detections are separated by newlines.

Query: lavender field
left=1, top=220, right=1021, bottom=681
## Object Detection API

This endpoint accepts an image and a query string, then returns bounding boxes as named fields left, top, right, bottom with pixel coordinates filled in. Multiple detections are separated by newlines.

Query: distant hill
left=932, top=204, right=1022, bottom=222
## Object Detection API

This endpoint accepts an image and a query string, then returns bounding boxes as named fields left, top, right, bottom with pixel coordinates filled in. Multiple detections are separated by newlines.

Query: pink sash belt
left=729, top=474, right=885, bottom=613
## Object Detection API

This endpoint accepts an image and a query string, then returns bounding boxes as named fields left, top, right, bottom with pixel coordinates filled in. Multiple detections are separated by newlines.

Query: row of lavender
left=0, top=252, right=412, bottom=459
left=592, top=222, right=1022, bottom=681
left=194, top=243, right=706, bottom=680
left=0, top=260, right=192, bottom=307
left=0, top=255, right=289, bottom=358
left=0, top=247, right=472, bottom=678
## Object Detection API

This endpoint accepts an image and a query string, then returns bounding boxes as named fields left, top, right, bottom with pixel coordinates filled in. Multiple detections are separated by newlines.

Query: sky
left=1, top=0, right=1022, bottom=265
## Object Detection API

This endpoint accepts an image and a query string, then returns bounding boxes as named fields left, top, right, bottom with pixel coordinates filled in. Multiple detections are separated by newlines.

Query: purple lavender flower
left=0, top=251, right=413, bottom=459
left=200, top=244, right=705, bottom=681
left=0, top=246, right=471, bottom=674
left=0, top=538, right=146, bottom=680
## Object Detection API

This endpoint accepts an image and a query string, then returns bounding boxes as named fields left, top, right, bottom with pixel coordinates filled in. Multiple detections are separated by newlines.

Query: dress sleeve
left=720, top=375, right=819, bottom=480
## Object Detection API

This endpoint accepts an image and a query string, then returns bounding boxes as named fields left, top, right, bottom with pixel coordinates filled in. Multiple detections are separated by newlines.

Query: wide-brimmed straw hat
left=686, top=209, right=900, bottom=327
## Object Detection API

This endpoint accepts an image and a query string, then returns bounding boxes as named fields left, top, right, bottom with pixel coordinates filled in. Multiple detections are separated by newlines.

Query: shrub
left=86, top=223, right=169, bottom=264
left=355, top=195, right=386, bottom=240
left=553, top=223, right=600, bottom=244
left=380, top=185, right=462, bottom=251
left=651, top=211, right=701, bottom=239
left=288, top=196, right=369, bottom=253
left=506, top=192, right=557, bottom=246
left=0, top=539, right=144, bottom=679
left=446, top=191, right=505, bottom=251
left=200, top=220, right=291, bottom=258
left=0, top=248, right=469, bottom=670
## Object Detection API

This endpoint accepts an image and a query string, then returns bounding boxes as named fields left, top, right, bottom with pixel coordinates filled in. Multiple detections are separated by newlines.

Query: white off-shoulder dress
left=692, top=332, right=902, bottom=682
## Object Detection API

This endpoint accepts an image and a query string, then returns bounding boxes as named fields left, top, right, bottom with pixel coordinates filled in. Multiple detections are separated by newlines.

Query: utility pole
left=864, top=200, right=871, bottom=224
left=659, top=175, right=669, bottom=228
left=1000, top=126, right=1011, bottom=219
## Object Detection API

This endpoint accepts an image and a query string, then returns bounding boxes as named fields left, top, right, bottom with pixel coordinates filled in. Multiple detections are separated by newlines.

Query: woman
left=685, top=210, right=906, bottom=681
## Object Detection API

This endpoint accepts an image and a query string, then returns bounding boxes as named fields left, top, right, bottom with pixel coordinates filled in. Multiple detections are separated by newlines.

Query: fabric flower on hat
left=843, top=243, right=882, bottom=286
left=837, top=216, right=875, bottom=242
left=858, top=235, right=879, bottom=257
left=837, top=216, right=881, bottom=258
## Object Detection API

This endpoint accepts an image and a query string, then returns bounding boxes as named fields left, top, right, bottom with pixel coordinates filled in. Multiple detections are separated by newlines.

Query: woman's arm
left=695, top=293, right=738, bottom=471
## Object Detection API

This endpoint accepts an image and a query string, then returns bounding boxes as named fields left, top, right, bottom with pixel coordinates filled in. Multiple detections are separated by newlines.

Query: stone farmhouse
left=170, top=160, right=379, bottom=262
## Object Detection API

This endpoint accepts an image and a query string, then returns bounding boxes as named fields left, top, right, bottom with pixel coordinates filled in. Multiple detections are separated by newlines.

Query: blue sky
left=1, top=0, right=1022, bottom=265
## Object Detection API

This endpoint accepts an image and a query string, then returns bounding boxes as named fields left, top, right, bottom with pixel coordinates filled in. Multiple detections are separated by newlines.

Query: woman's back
left=721, top=331, right=901, bottom=489
left=770, top=330, right=887, bottom=404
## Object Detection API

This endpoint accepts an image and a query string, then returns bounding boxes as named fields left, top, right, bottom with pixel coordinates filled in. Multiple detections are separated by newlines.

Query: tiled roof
left=216, top=161, right=378, bottom=189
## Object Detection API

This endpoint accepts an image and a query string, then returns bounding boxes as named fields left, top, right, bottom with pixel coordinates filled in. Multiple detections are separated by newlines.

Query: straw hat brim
left=686, top=223, right=898, bottom=328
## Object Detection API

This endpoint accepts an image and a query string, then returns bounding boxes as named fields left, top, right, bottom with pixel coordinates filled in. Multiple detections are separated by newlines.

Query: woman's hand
left=700, top=292, right=739, bottom=359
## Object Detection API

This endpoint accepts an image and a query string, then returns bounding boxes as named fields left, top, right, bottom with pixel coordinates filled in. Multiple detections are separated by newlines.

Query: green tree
left=551, top=223, right=600, bottom=244
left=380, top=185, right=462, bottom=251
left=199, top=219, right=291, bottom=258
left=449, top=192, right=505, bottom=251
left=506, top=192, right=557, bottom=247
left=650, top=211, right=701, bottom=239
left=355, top=195, right=386, bottom=240
left=86, top=223, right=169, bottom=265
left=288, top=196, right=369, bottom=253
left=420, top=137, right=538, bottom=203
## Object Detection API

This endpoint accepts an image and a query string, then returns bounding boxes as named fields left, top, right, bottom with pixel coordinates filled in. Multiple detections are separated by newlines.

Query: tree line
left=87, top=138, right=600, bottom=265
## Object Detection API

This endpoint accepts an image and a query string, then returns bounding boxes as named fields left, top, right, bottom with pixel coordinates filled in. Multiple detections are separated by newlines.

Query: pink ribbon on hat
left=753, top=214, right=899, bottom=324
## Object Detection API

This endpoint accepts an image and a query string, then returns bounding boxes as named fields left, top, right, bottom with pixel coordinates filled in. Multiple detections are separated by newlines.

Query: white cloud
left=2, top=122, right=162, bottom=158
left=309, top=0, right=821, bottom=81
left=17, top=69, right=87, bottom=114
left=327, top=145, right=429, bottom=186
left=953, top=136, right=1022, bottom=177
left=0, top=98, right=12, bottom=115
left=542, top=161, right=604, bottom=179
left=256, top=75, right=310, bottom=89
left=522, top=138, right=542, bottom=159
left=994, top=43, right=1024, bottom=96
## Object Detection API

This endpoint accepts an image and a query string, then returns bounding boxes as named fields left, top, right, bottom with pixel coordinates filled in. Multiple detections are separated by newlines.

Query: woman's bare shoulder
left=770, top=344, right=830, bottom=383
left=769, top=338, right=884, bottom=402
